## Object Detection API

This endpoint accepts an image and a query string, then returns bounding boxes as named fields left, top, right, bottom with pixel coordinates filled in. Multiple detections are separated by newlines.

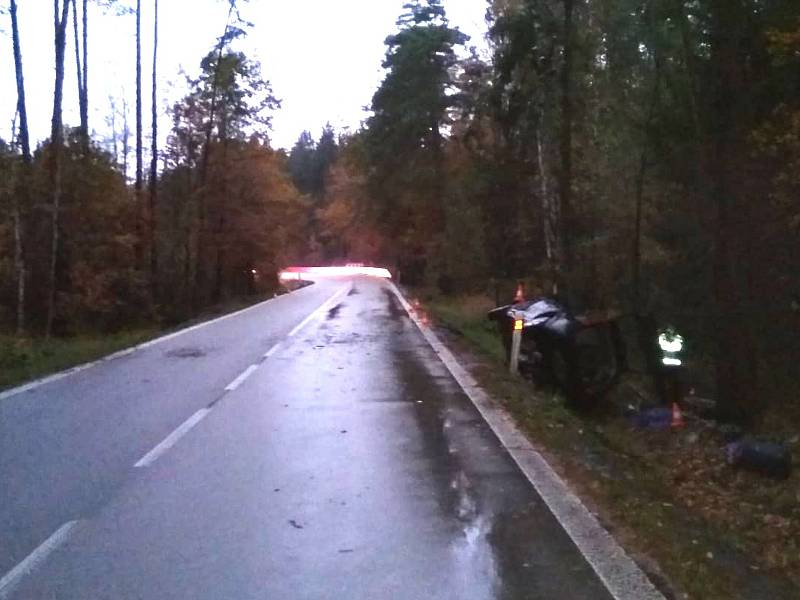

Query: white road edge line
left=288, top=283, right=351, bottom=338
left=264, top=343, right=282, bottom=359
left=389, top=283, right=665, bottom=600
left=0, top=520, right=81, bottom=599
left=225, top=365, right=259, bottom=392
left=134, top=409, right=211, bottom=468
left=0, top=287, right=314, bottom=403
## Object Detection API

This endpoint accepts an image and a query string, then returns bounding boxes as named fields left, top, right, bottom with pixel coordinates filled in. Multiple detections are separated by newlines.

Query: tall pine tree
left=365, top=0, right=467, bottom=279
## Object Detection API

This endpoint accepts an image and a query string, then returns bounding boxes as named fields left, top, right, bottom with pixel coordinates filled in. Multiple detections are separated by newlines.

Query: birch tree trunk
left=633, top=36, right=661, bottom=312
left=558, top=0, right=575, bottom=279
left=46, top=0, right=72, bottom=339
left=10, top=0, right=30, bottom=336
left=538, top=124, right=560, bottom=294
left=708, top=0, right=759, bottom=424
left=122, top=95, right=130, bottom=177
left=135, top=0, right=144, bottom=267
left=150, top=0, right=159, bottom=293
left=70, top=0, right=88, bottom=142
left=194, top=3, right=235, bottom=309
left=81, top=0, right=88, bottom=135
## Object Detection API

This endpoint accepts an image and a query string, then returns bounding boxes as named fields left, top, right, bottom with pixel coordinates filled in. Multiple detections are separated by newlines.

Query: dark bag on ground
left=726, top=439, right=792, bottom=480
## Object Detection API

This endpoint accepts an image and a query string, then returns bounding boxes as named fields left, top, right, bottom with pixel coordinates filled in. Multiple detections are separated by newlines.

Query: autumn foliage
left=0, top=27, right=311, bottom=334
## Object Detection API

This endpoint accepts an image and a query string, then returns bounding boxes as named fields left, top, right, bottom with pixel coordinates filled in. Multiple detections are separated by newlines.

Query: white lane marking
left=264, top=343, right=282, bottom=359
left=288, top=283, right=351, bottom=338
left=0, top=285, right=320, bottom=402
left=389, top=283, right=664, bottom=600
left=134, top=409, right=210, bottom=468
left=225, top=365, right=259, bottom=392
left=0, top=520, right=81, bottom=599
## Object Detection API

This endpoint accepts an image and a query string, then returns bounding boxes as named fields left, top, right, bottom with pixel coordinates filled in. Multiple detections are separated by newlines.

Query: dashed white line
left=0, top=520, right=81, bottom=599
left=288, top=284, right=351, bottom=338
left=225, top=365, right=259, bottom=392
left=390, top=283, right=664, bottom=600
left=0, top=282, right=359, bottom=596
left=134, top=408, right=211, bottom=468
left=264, top=343, right=282, bottom=359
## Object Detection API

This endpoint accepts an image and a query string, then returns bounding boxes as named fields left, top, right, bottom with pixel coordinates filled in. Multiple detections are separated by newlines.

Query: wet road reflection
left=382, top=286, right=611, bottom=599
left=13, top=278, right=613, bottom=600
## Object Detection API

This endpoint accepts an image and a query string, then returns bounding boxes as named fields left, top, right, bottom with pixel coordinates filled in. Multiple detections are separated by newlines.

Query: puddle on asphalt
left=327, top=303, right=344, bottom=320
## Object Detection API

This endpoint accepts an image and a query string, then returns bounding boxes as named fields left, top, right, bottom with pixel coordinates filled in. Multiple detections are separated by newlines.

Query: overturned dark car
left=488, top=298, right=626, bottom=406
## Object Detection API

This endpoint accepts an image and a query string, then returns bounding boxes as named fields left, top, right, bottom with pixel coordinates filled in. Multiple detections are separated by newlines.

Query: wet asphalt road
left=2, top=277, right=613, bottom=599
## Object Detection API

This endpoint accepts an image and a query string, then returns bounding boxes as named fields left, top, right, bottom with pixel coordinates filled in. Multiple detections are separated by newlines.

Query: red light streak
left=279, top=266, right=392, bottom=280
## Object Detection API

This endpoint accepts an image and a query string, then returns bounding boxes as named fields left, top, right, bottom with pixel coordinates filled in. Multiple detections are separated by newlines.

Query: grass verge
left=419, top=291, right=799, bottom=600
left=0, top=330, right=159, bottom=391
left=0, top=289, right=296, bottom=393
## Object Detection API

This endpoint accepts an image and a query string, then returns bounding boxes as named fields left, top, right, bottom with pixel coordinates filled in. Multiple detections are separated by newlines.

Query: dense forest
left=3, top=0, right=800, bottom=424
left=329, top=0, right=800, bottom=427
left=1, top=0, right=311, bottom=336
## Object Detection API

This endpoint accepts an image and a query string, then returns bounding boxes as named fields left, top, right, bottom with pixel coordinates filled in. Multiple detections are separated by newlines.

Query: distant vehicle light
left=662, top=357, right=682, bottom=366
left=278, top=266, right=392, bottom=280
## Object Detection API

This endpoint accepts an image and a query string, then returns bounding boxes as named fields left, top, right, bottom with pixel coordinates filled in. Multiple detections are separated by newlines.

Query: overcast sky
left=1, top=0, right=489, bottom=152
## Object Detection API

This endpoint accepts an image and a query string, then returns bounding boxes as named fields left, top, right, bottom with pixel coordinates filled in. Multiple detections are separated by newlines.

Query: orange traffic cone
left=671, top=402, right=685, bottom=428
left=514, top=282, right=525, bottom=304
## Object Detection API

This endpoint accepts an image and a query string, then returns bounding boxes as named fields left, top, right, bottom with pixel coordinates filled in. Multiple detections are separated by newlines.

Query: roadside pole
left=509, top=317, right=523, bottom=375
